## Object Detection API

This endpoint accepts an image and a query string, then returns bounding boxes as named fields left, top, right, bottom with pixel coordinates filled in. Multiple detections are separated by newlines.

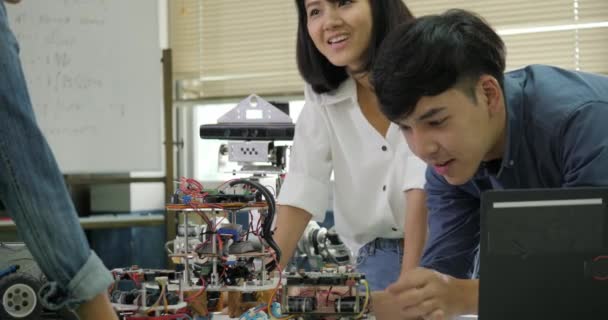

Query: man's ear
left=479, top=75, right=503, bottom=115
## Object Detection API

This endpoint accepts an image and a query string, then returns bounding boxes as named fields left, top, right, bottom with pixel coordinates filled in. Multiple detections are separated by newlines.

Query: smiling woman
left=294, top=0, right=413, bottom=93
left=274, top=0, right=430, bottom=301
left=303, top=0, right=373, bottom=71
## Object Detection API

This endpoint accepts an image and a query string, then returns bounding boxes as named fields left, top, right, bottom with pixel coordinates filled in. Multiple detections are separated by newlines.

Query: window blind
left=169, top=0, right=608, bottom=99
left=169, top=0, right=303, bottom=99
left=407, top=0, right=608, bottom=73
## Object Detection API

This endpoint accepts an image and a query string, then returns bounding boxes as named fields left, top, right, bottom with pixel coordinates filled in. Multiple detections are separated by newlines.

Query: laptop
left=479, top=188, right=608, bottom=319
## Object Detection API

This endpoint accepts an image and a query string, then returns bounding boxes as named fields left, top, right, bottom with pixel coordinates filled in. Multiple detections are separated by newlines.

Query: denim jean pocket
left=355, top=243, right=372, bottom=265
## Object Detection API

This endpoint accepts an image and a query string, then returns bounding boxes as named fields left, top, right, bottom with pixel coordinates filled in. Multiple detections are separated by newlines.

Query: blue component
left=217, top=228, right=240, bottom=242
left=239, top=309, right=268, bottom=320
left=270, top=302, right=282, bottom=318
left=182, top=195, right=192, bottom=204
left=0, top=265, right=19, bottom=279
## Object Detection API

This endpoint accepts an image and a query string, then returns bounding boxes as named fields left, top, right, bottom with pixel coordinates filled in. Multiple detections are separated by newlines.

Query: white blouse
left=278, top=77, right=427, bottom=253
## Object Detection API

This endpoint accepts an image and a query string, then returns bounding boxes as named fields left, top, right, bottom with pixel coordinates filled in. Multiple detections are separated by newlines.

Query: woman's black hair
left=294, top=0, right=414, bottom=94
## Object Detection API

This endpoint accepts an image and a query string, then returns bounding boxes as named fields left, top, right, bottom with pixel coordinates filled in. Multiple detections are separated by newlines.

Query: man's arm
left=560, top=101, right=608, bottom=187
left=401, top=189, right=427, bottom=273
left=77, top=292, right=117, bottom=320
left=420, top=168, right=480, bottom=278
left=0, top=3, right=114, bottom=318
left=385, top=167, right=481, bottom=319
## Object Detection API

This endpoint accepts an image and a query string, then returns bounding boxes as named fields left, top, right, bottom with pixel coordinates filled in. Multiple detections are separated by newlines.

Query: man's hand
left=76, top=292, right=118, bottom=320
left=385, top=268, right=478, bottom=320
left=371, top=291, right=408, bottom=320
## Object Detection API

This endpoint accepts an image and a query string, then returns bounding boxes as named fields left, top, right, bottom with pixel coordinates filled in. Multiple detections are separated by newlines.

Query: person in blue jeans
left=276, top=0, right=428, bottom=297
left=0, top=1, right=116, bottom=319
left=372, top=9, right=608, bottom=320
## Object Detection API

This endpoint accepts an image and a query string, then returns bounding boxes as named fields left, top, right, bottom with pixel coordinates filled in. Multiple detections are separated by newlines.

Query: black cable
left=228, top=179, right=281, bottom=271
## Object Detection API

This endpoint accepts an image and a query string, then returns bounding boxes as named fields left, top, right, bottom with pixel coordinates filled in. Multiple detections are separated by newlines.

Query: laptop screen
left=479, top=188, right=608, bottom=320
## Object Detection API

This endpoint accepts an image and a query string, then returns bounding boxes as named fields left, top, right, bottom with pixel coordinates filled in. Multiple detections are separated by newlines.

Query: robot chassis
left=108, top=178, right=370, bottom=320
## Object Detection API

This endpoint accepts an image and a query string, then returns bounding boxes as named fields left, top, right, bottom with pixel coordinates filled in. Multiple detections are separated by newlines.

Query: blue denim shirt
left=0, top=2, right=112, bottom=311
left=421, top=65, right=608, bottom=278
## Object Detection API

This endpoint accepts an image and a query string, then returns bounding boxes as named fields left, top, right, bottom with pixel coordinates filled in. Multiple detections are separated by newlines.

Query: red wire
left=215, top=178, right=240, bottom=191
left=194, top=238, right=211, bottom=251
left=216, top=234, right=223, bottom=254
left=267, top=251, right=283, bottom=304
left=184, top=277, right=206, bottom=303
left=214, top=216, right=227, bottom=231
left=179, top=177, right=205, bottom=197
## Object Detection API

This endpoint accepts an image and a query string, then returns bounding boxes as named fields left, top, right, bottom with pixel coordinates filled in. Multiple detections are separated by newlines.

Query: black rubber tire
left=0, top=273, right=43, bottom=319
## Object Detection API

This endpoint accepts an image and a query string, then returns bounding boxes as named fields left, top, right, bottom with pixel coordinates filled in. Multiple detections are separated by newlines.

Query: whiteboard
left=7, top=0, right=163, bottom=174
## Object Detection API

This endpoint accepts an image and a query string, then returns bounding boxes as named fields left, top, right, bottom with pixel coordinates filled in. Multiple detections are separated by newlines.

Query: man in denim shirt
left=371, top=9, right=608, bottom=320
left=0, top=1, right=116, bottom=318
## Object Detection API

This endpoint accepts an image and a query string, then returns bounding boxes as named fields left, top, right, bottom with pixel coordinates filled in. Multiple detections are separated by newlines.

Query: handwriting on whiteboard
left=11, top=7, right=125, bottom=138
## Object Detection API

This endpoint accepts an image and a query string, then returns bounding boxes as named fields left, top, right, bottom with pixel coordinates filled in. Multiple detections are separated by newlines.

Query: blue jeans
left=356, top=238, right=404, bottom=291
left=0, top=2, right=111, bottom=311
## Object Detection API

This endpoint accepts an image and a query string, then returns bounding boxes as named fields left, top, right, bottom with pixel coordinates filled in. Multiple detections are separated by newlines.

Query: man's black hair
left=372, top=9, right=506, bottom=122
left=294, top=0, right=414, bottom=94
